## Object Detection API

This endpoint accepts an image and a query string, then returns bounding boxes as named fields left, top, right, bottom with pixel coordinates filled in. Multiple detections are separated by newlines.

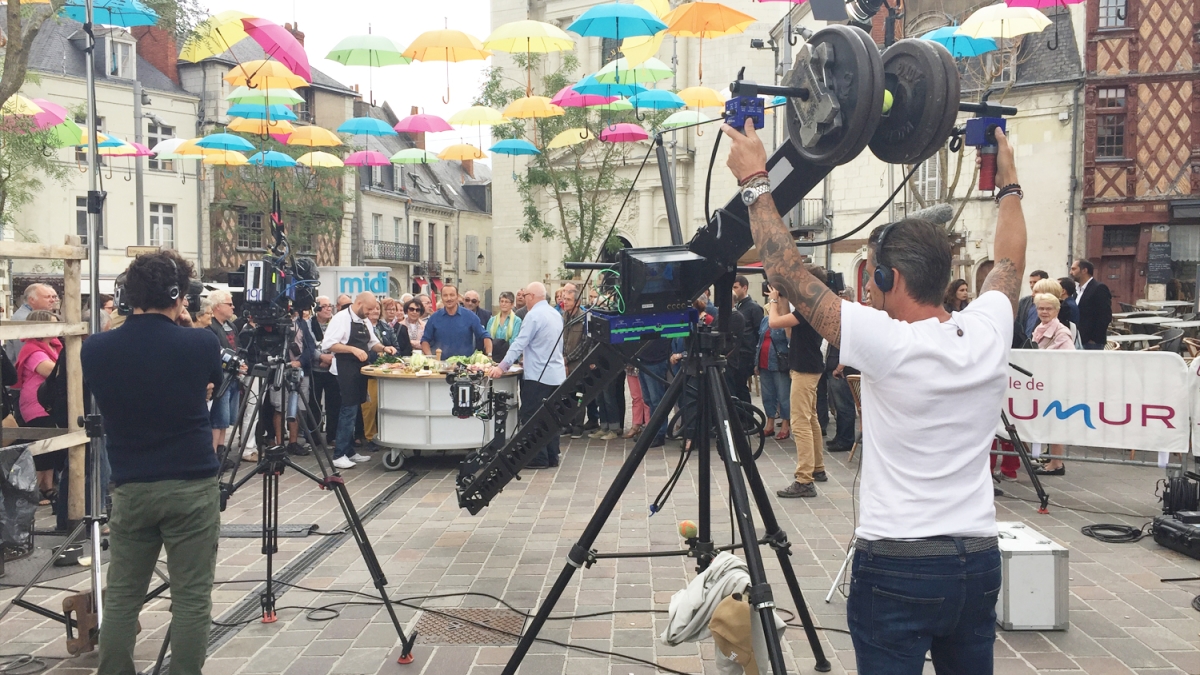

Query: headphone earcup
left=874, top=266, right=894, bottom=293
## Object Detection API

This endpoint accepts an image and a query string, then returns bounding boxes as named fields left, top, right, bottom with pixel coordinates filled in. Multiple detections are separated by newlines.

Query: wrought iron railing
left=417, top=260, right=442, bottom=277
left=363, top=240, right=420, bottom=262
left=795, top=198, right=827, bottom=231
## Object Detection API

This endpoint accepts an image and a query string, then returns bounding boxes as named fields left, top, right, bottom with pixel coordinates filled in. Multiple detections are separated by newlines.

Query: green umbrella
left=593, top=97, right=633, bottom=111
left=595, top=57, right=673, bottom=85
left=47, top=118, right=83, bottom=148
left=390, top=148, right=440, bottom=163
left=226, top=86, right=306, bottom=106
left=326, top=32, right=411, bottom=105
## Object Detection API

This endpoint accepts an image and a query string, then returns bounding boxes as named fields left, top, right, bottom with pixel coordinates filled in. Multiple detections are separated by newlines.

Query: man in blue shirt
left=421, top=285, right=492, bottom=359
left=489, top=282, right=564, bottom=468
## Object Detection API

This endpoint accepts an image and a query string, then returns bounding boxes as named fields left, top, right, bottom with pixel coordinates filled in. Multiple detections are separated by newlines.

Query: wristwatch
left=741, top=179, right=770, bottom=206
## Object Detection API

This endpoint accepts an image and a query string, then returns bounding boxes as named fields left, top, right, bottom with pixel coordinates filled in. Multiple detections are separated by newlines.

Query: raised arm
left=721, top=119, right=842, bottom=347
left=978, top=127, right=1026, bottom=316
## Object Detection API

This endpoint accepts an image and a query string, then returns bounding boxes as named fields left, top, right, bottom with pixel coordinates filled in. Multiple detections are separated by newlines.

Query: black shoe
left=813, top=471, right=828, bottom=482
left=1034, top=466, right=1065, bottom=476
left=561, top=427, right=572, bottom=436
left=826, top=442, right=852, bottom=453
left=570, top=426, right=584, bottom=439
left=362, top=441, right=383, bottom=453
left=994, top=487, right=1004, bottom=497
left=582, top=420, right=600, bottom=431
left=649, top=436, right=665, bottom=448
left=287, top=442, right=310, bottom=456
left=526, top=459, right=551, bottom=469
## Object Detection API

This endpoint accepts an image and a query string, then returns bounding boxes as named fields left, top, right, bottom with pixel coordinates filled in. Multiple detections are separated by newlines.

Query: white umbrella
left=956, top=2, right=1053, bottom=39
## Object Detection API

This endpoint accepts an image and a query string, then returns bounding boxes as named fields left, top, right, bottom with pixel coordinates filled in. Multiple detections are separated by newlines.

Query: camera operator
left=267, top=309, right=317, bottom=456
left=206, top=290, right=243, bottom=456
left=722, top=118, right=1025, bottom=673
left=321, top=291, right=396, bottom=470
left=81, top=251, right=223, bottom=675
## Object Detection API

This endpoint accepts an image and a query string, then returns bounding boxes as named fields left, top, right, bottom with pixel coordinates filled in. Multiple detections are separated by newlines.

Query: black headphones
left=165, top=257, right=181, bottom=301
left=873, top=222, right=898, bottom=293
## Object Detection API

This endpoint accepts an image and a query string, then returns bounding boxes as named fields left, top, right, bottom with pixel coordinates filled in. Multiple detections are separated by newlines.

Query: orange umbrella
left=223, top=60, right=308, bottom=89
left=403, top=28, right=491, bottom=103
left=228, top=117, right=295, bottom=136
left=287, top=126, right=343, bottom=148
left=664, top=2, right=755, bottom=83
left=438, top=143, right=486, bottom=161
left=503, top=96, right=565, bottom=119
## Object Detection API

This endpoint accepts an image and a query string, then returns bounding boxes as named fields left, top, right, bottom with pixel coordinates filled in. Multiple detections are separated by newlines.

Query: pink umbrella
left=240, top=17, right=312, bottom=82
left=600, top=123, right=648, bottom=143
left=270, top=132, right=292, bottom=144
left=344, top=150, right=391, bottom=167
left=128, top=142, right=154, bottom=156
left=30, top=98, right=68, bottom=130
left=394, top=114, right=453, bottom=133
left=550, top=85, right=616, bottom=108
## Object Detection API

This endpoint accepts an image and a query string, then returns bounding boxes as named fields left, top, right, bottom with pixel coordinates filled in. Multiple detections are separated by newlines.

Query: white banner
left=1004, top=350, right=1192, bottom=454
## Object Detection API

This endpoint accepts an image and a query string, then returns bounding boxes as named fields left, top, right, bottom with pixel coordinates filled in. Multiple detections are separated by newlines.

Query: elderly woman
left=397, top=299, right=426, bottom=351
left=381, top=297, right=401, bottom=332
left=1033, top=278, right=1074, bottom=330
left=1031, top=291, right=1074, bottom=476
left=193, top=297, right=214, bottom=329
left=487, top=291, right=522, bottom=363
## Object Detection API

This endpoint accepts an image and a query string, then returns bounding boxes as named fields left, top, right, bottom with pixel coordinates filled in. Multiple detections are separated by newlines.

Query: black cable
left=0, top=654, right=70, bottom=675
left=703, top=129, right=723, bottom=221
left=996, top=489, right=1155, bottom=519
left=800, top=162, right=922, bottom=247
left=1081, top=523, right=1150, bottom=544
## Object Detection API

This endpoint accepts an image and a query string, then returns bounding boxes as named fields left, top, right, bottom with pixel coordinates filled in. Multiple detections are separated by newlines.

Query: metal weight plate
left=920, top=41, right=961, bottom=163
left=784, top=25, right=884, bottom=166
left=868, top=39, right=957, bottom=165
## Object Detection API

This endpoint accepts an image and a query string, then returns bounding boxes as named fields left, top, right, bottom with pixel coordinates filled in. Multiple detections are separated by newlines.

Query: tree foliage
left=0, top=114, right=70, bottom=241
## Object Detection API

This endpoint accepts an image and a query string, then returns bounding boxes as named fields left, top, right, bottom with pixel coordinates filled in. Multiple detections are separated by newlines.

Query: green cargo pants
left=98, top=478, right=220, bottom=675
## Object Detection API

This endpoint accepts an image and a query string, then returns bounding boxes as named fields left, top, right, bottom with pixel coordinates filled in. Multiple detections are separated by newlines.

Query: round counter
left=362, top=366, right=521, bottom=470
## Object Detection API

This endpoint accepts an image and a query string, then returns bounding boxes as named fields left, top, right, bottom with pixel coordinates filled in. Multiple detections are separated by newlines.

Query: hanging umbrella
left=337, top=117, right=398, bottom=136
left=179, top=10, right=254, bottom=63
left=547, top=128, right=594, bottom=148
left=227, top=104, right=298, bottom=121
left=287, top=126, right=343, bottom=147
left=173, top=138, right=224, bottom=156
left=390, top=148, right=440, bottom=164
left=551, top=85, right=615, bottom=109
left=394, top=113, right=454, bottom=134
left=326, top=32, right=411, bottom=104
left=99, top=141, right=152, bottom=157
left=344, top=150, right=392, bottom=166
left=567, top=3, right=667, bottom=39
left=503, top=96, right=565, bottom=119
left=60, top=0, right=157, bottom=27
left=0, top=95, right=43, bottom=116
left=664, top=1, right=756, bottom=83
left=620, top=0, right=672, bottom=67
left=573, top=75, right=647, bottom=98
left=228, top=117, right=295, bottom=136
left=150, top=137, right=189, bottom=158
left=595, top=57, right=673, bottom=85
left=438, top=143, right=486, bottom=160
left=490, top=139, right=540, bottom=155
left=484, top=20, right=575, bottom=96
left=957, top=3, right=1053, bottom=39
left=662, top=110, right=712, bottom=129
left=600, top=123, right=648, bottom=142
left=593, top=97, right=633, bottom=112
left=296, top=151, right=345, bottom=168
left=78, top=131, right=124, bottom=148
left=677, top=86, right=724, bottom=109
left=449, top=106, right=506, bottom=125
left=240, top=18, right=312, bottom=82
left=203, top=150, right=249, bottom=166
left=226, top=87, right=306, bottom=105
left=630, top=90, right=685, bottom=110
left=29, top=98, right=68, bottom=129
left=1003, top=0, right=1080, bottom=50
left=248, top=150, right=298, bottom=167
left=223, top=60, right=308, bottom=90
left=920, top=26, right=998, bottom=57
left=196, top=133, right=256, bottom=152
left=403, top=29, right=491, bottom=104
left=47, top=119, right=83, bottom=148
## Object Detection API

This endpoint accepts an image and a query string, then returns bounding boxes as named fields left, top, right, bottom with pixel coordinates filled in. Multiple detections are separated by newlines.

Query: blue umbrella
left=573, top=75, right=647, bottom=98
left=567, top=3, right=667, bottom=39
left=60, top=0, right=158, bottom=27
left=919, top=26, right=997, bottom=58
left=770, top=96, right=787, bottom=106
left=337, top=117, right=399, bottom=136
left=489, top=139, right=540, bottom=155
left=196, top=133, right=256, bottom=152
left=228, top=104, right=298, bottom=122
left=248, top=151, right=298, bottom=168
left=630, top=90, right=685, bottom=110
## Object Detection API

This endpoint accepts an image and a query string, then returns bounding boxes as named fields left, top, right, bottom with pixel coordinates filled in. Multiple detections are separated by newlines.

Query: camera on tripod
left=446, top=365, right=509, bottom=420
left=228, top=235, right=319, bottom=363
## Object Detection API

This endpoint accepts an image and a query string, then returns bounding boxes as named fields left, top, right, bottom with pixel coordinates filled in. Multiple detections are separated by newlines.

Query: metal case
left=997, top=521, right=1069, bottom=631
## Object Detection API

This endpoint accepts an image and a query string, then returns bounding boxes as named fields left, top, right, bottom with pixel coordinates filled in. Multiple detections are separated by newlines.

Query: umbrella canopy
left=483, top=20, right=574, bottom=52
left=919, top=26, right=998, bottom=57
left=403, top=29, right=491, bottom=62
left=179, top=10, right=253, bottom=62
left=956, top=3, right=1052, bottom=39
left=390, top=148, right=440, bottom=164
left=593, top=97, right=633, bottom=111
left=196, top=133, right=256, bottom=152
left=449, top=106, right=506, bottom=126
left=599, top=123, right=648, bottom=142
left=228, top=117, right=295, bottom=136
left=630, top=89, right=685, bottom=110
left=326, top=34, right=412, bottom=66
left=595, top=57, right=673, bottom=85
left=240, top=18, right=312, bottom=82
left=490, top=139, right=540, bottom=155
left=1006, top=0, right=1083, bottom=7
left=203, top=150, right=249, bottom=166
left=547, top=128, right=594, bottom=148
left=99, top=141, right=152, bottom=157
left=227, top=103, right=298, bottom=121
left=344, top=150, right=392, bottom=166
left=150, top=137, right=189, bottom=159
left=47, top=119, right=83, bottom=148
left=223, top=60, right=308, bottom=90
left=337, top=117, right=398, bottom=136
left=503, top=96, right=565, bottom=119
left=78, top=131, right=125, bottom=148
left=567, top=3, right=667, bottom=39
left=438, top=143, right=486, bottom=160
left=60, top=0, right=156, bottom=27
left=296, top=151, right=345, bottom=168
left=0, top=95, right=43, bottom=116
left=287, top=126, right=343, bottom=147
left=248, top=150, right=298, bottom=167
left=551, top=85, right=615, bottom=108
left=30, top=98, right=68, bottom=129
left=664, top=1, right=756, bottom=82
left=662, top=110, right=712, bottom=129
left=226, top=87, right=306, bottom=106
left=620, top=0, right=671, bottom=67
left=173, top=138, right=223, bottom=156
left=572, top=75, right=647, bottom=98
left=677, top=86, right=723, bottom=108
left=394, top=114, right=453, bottom=133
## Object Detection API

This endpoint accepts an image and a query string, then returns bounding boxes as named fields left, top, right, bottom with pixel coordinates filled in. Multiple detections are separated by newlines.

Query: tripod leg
left=695, top=363, right=715, bottom=572
left=261, top=463, right=278, bottom=623
left=0, top=519, right=89, bottom=624
left=501, top=368, right=691, bottom=675
left=1001, top=412, right=1050, bottom=513
left=151, top=626, right=170, bottom=675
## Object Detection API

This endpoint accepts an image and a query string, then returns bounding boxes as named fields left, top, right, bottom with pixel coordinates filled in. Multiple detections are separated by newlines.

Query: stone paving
left=3, top=424, right=1199, bottom=675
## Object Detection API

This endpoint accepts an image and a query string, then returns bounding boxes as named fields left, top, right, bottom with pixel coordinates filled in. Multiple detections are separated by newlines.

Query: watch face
left=741, top=188, right=755, bottom=204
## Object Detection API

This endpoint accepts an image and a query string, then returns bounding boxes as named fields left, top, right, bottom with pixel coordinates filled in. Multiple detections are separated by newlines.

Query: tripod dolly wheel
left=381, top=449, right=406, bottom=471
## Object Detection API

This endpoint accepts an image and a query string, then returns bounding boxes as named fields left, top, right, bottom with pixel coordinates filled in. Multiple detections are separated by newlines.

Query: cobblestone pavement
left=3, top=428, right=1198, bottom=675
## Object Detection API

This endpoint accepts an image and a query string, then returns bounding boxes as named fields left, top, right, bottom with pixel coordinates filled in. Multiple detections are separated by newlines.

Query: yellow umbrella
left=179, top=10, right=253, bottom=62
left=0, top=95, right=44, bottom=116
left=483, top=20, right=574, bottom=96
left=295, top=151, right=345, bottom=168
left=403, top=29, right=491, bottom=103
left=956, top=3, right=1053, bottom=39
left=438, top=143, right=486, bottom=161
left=228, top=117, right=295, bottom=136
left=677, top=86, right=723, bottom=109
left=203, top=150, right=249, bottom=166
left=223, top=60, right=308, bottom=90
left=173, top=137, right=225, bottom=156
left=621, top=0, right=671, bottom=67
left=448, top=106, right=505, bottom=126
left=503, top=96, right=565, bottom=119
left=287, top=126, right=343, bottom=148
left=77, top=130, right=114, bottom=146
left=547, top=128, right=593, bottom=149
left=664, top=2, right=756, bottom=82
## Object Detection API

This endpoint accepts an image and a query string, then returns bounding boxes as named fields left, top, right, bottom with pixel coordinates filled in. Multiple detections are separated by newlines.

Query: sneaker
left=588, top=429, right=606, bottom=439
left=994, top=487, right=1004, bottom=497
left=241, top=451, right=259, bottom=463
left=998, top=472, right=1018, bottom=482
left=600, top=430, right=619, bottom=441
left=570, top=426, right=584, bottom=439
left=812, top=471, right=828, bottom=482
left=776, top=482, right=817, bottom=498
left=826, top=442, right=853, bottom=453
left=332, top=456, right=356, bottom=470
left=362, top=441, right=383, bottom=453
left=582, top=420, right=600, bottom=431
left=287, top=442, right=310, bottom=457
left=349, top=453, right=371, bottom=463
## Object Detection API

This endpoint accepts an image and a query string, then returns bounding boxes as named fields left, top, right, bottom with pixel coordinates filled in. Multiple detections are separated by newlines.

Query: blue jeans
left=334, top=404, right=359, bottom=459
left=829, top=374, right=857, bottom=446
left=638, top=360, right=670, bottom=443
left=758, top=369, right=791, bottom=420
left=848, top=544, right=1002, bottom=675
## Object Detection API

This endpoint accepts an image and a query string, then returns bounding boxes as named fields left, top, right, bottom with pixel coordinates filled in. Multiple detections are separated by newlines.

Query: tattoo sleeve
left=980, top=258, right=1021, bottom=316
left=747, top=195, right=841, bottom=347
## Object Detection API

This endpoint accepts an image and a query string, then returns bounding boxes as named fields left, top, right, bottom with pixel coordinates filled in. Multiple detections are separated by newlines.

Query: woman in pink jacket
left=1033, top=292, right=1074, bottom=475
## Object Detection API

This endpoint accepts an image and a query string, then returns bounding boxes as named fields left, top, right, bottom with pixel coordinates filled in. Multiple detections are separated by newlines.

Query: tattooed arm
left=978, top=127, right=1026, bottom=316
left=721, top=119, right=843, bottom=347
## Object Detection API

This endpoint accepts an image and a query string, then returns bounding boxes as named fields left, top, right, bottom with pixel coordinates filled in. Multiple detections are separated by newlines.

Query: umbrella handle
left=1046, top=8, right=1059, bottom=51
left=635, top=109, right=647, bottom=122
left=442, top=61, right=451, bottom=105
left=123, top=162, right=132, bottom=181
left=104, top=163, right=113, bottom=180
left=579, top=129, right=590, bottom=140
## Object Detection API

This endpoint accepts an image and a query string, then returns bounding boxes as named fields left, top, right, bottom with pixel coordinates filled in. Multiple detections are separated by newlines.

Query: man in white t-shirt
left=722, top=117, right=1025, bottom=674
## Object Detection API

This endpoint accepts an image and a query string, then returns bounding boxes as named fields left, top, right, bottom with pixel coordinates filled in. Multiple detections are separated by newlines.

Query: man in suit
left=731, top=275, right=763, bottom=402
left=1071, top=259, right=1112, bottom=350
left=1013, top=270, right=1048, bottom=348
left=463, top=290, right=491, bottom=353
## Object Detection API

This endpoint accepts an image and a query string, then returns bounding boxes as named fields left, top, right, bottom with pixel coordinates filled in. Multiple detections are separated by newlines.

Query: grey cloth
left=4, top=303, right=32, bottom=363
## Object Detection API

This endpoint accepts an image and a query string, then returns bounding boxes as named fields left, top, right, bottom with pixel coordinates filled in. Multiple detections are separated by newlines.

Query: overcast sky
left=201, top=0, right=494, bottom=156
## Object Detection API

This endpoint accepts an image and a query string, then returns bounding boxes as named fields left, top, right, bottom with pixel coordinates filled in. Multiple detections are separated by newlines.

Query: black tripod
left=501, top=278, right=831, bottom=675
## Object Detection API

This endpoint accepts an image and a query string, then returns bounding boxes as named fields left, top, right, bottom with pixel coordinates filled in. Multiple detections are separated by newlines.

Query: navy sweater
left=81, top=313, right=223, bottom=485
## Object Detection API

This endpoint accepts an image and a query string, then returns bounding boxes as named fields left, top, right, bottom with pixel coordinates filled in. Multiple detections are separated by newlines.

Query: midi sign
left=316, top=266, right=392, bottom=298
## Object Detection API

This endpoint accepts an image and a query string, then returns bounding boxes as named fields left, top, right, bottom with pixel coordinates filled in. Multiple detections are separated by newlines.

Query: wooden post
left=63, top=235, right=86, bottom=523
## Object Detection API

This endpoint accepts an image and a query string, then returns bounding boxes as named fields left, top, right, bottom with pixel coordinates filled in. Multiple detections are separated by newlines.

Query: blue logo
left=1042, top=401, right=1096, bottom=429
left=340, top=271, right=389, bottom=295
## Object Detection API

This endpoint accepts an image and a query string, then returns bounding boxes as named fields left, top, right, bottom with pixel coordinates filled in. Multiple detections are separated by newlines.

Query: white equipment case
left=996, top=521, right=1069, bottom=631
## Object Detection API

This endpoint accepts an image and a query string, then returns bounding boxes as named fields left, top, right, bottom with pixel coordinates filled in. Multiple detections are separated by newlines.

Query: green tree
left=0, top=107, right=71, bottom=242
left=0, top=1, right=66, bottom=112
